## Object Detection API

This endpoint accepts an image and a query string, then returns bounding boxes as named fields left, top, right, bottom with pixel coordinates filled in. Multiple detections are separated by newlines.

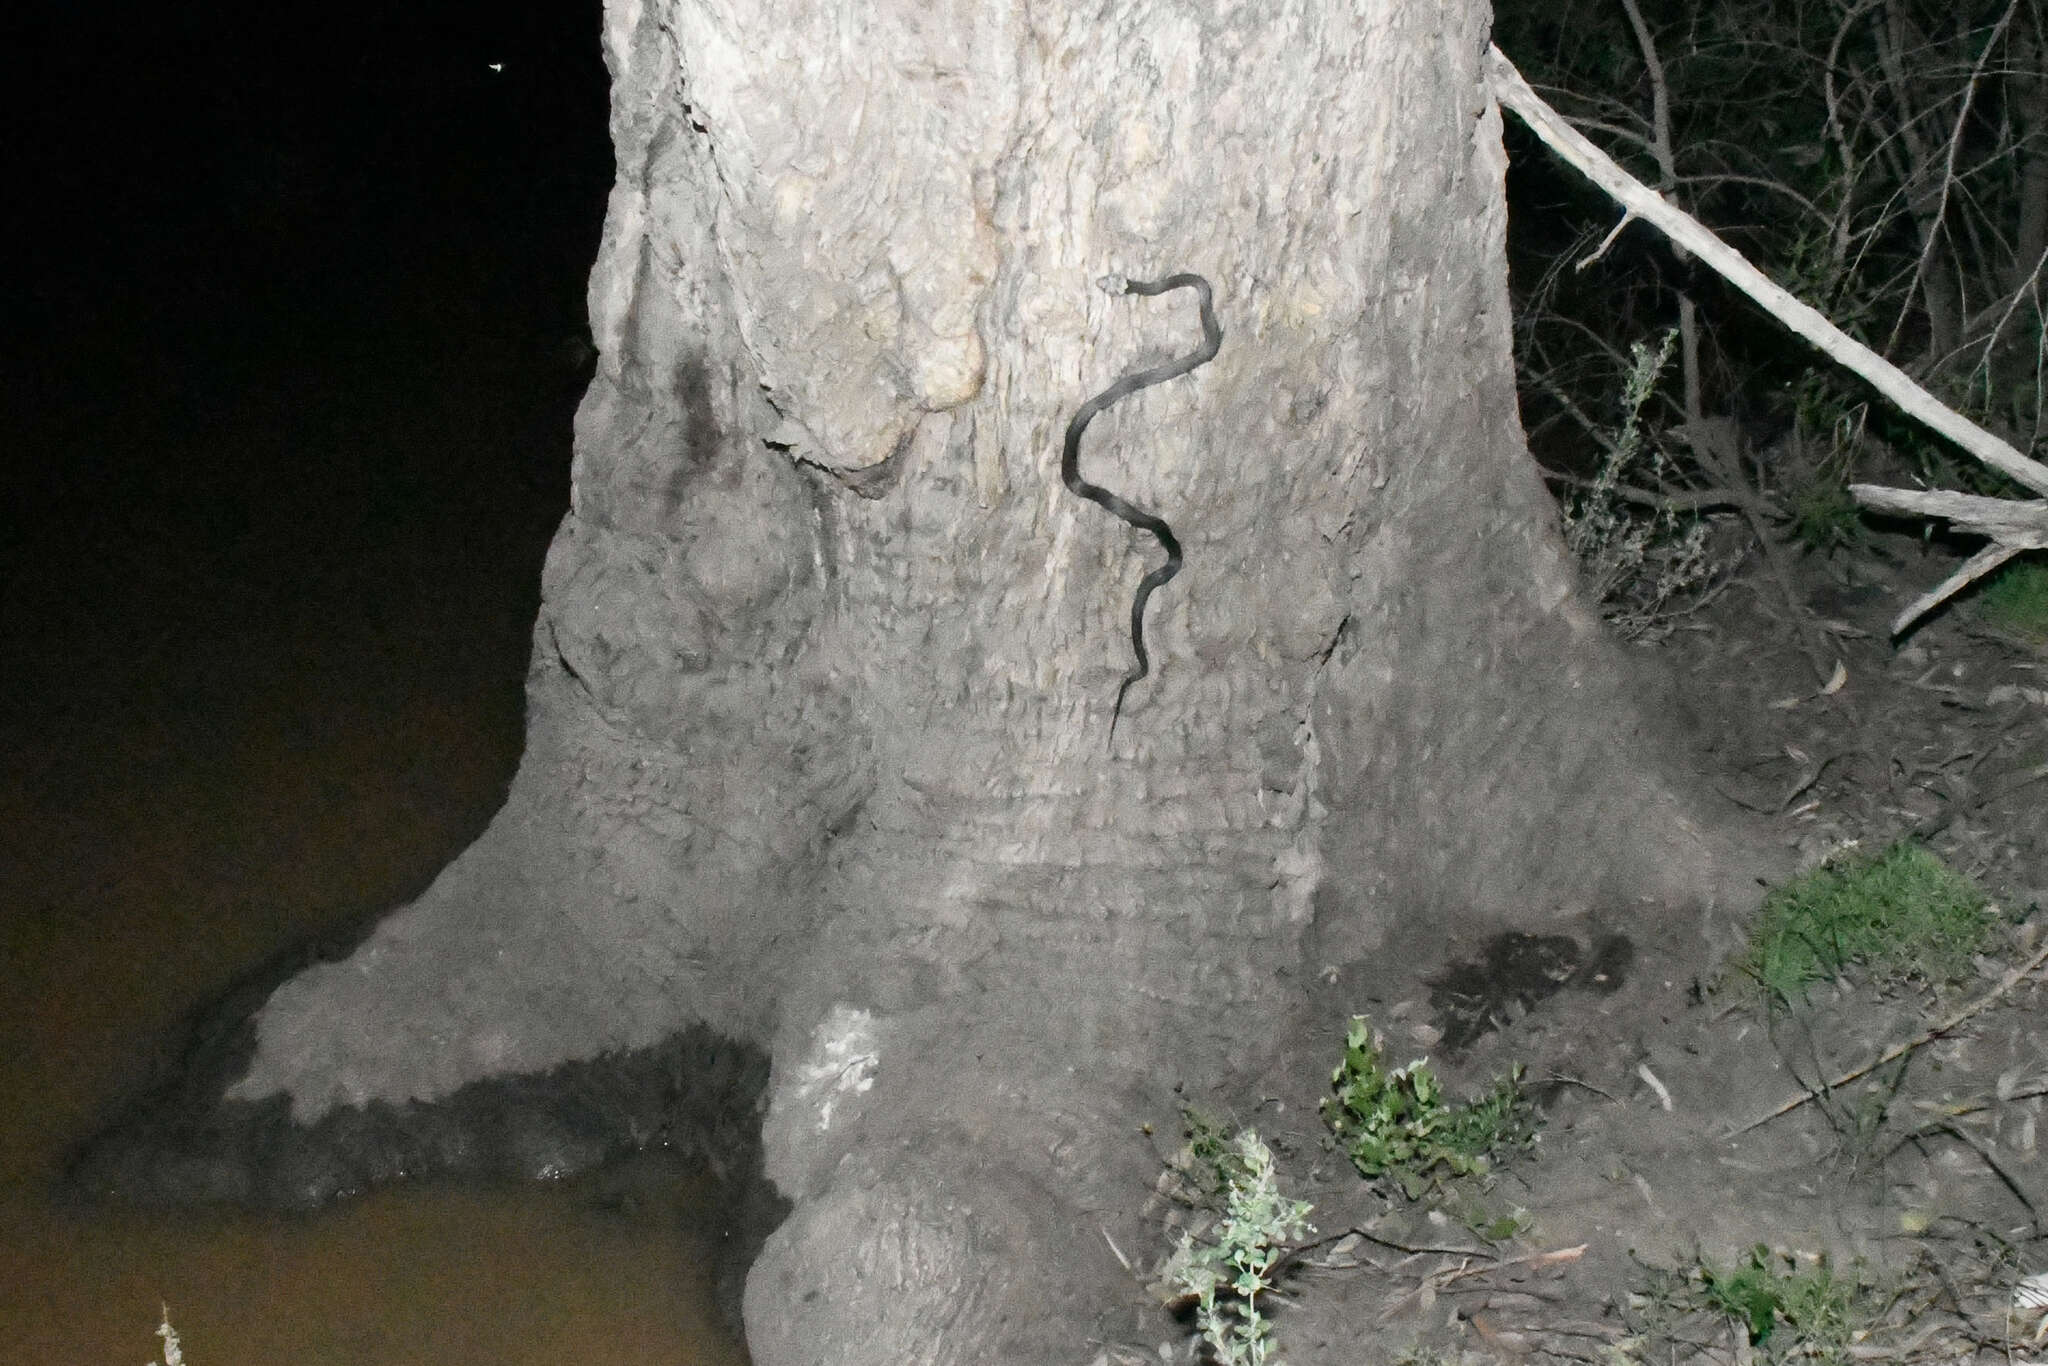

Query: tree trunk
left=98, top=1, right=1768, bottom=1359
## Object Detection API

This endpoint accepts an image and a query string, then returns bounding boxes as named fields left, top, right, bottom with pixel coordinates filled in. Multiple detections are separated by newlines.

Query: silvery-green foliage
left=1165, top=1130, right=1315, bottom=1366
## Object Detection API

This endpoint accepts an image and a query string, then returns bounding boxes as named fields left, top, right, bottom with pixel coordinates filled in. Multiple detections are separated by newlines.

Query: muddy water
left=1, top=1175, right=743, bottom=1366
left=1, top=364, right=749, bottom=1364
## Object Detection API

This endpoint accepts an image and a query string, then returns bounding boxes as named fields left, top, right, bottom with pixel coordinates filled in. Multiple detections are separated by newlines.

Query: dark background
left=4, top=0, right=614, bottom=784
left=7, top=0, right=613, bottom=521
left=0, top=26, right=756, bottom=1366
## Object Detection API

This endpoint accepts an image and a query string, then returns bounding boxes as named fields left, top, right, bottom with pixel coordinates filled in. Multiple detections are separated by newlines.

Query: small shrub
left=1321, top=1018, right=1534, bottom=1196
left=1741, top=841, right=1991, bottom=1005
left=1785, top=475, right=1866, bottom=556
left=1562, top=331, right=1728, bottom=637
left=1781, top=375, right=1874, bottom=557
left=1162, top=1127, right=1315, bottom=1366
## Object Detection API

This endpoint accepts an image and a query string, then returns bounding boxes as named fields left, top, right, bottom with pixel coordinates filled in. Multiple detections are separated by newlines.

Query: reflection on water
left=0, top=1163, right=745, bottom=1366
left=0, top=642, right=750, bottom=1365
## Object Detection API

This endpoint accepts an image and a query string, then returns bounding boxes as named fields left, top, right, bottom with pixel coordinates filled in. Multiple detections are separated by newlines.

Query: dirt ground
left=1115, top=533, right=2048, bottom=1366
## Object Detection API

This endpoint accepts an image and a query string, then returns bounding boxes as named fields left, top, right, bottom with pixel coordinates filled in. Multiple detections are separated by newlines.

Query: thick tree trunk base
left=65, top=937, right=783, bottom=1333
left=66, top=2, right=1794, bottom=1361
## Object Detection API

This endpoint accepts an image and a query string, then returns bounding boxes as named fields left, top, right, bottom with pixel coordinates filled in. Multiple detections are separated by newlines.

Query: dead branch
left=1848, top=486, right=2048, bottom=540
left=1849, top=484, right=2048, bottom=627
left=1435, top=1243, right=1589, bottom=1286
left=1888, top=542, right=2035, bottom=634
left=1487, top=43, right=2048, bottom=635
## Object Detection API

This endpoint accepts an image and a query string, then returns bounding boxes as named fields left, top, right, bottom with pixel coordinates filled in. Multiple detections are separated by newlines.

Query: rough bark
left=102, top=0, right=1768, bottom=1359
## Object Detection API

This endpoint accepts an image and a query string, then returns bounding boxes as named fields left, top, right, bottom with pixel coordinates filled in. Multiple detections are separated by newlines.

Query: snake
left=1059, top=271, right=1223, bottom=740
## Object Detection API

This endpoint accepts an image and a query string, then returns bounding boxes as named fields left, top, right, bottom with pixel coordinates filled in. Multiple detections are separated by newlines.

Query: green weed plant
left=1741, top=842, right=1991, bottom=1006
left=1630, top=1246, right=1868, bottom=1366
left=1321, top=1018, right=1533, bottom=1197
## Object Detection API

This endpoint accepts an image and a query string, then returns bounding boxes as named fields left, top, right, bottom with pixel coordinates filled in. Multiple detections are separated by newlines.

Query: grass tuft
left=1741, top=841, right=1991, bottom=1006
left=1786, top=476, right=1867, bottom=556
left=1977, top=555, right=2048, bottom=644
left=1700, top=1246, right=1857, bottom=1348
left=1626, top=1246, right=1873, bottom=1366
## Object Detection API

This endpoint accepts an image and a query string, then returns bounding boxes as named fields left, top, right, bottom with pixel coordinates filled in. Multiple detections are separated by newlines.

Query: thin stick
left=1436, top=1244, right=1589, bottom=1286
left=1292, top=1226, right=1497, bottom=1262
left=1727, top=937, right=2048, bottom=1137
left=1930, top=1120, right=2044, bottom=1234
left=1915, top=760, right=2048, bottom=839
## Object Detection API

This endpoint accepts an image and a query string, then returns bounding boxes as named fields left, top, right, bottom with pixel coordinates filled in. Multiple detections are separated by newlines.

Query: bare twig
left=1538, top=467, right=1761, bottom=514
left=1727, top=936, right=2048, bottom=1137
left=1914, top=758, right=2048, bottom=838
left=1435, top=1243, right=1589, bottom=1286
left=1578, top=210, right=1638, bottom=271
left=1273, top=1225, right=1494, bottom=1281
left=1928, top=1119, right=2045, bottom=1234
left=1880, top=0, right=2020, bottom=361
left=1613, top=0, right=1706, bottom=435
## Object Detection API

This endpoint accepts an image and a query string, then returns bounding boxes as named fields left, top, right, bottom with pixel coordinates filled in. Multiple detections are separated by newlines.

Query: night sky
left=9, top=0, right=613, bottom=543
left=5, top=0, right=616, bottom=749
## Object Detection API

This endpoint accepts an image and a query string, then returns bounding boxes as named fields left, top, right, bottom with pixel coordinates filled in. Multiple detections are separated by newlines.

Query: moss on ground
left=1977, top=556, right=2048, bottom=645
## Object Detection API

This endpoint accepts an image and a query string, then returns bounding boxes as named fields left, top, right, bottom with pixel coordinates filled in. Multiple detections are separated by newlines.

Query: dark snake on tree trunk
left=1059, top=272, right=1223, bottom=742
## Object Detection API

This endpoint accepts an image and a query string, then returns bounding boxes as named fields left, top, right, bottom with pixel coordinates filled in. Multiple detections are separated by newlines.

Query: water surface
left=0, top=354, right=747, bottom=1366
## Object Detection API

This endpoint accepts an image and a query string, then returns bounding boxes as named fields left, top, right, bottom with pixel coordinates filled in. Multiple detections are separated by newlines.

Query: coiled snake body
left=1059, top=272, right=1223, bottom=740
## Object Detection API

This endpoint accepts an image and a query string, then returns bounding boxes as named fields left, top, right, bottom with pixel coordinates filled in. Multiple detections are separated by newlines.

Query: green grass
left=1741, top=841, right=1991, bottom=1005
left=1977, top=555, right=2048, bottom=644
left=1627, top=1246, right=1872, bottom=1366
left=1321, top=1018, right=1534, bottom=1197
left=1700, top=1246, right=1858, bottom=1349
